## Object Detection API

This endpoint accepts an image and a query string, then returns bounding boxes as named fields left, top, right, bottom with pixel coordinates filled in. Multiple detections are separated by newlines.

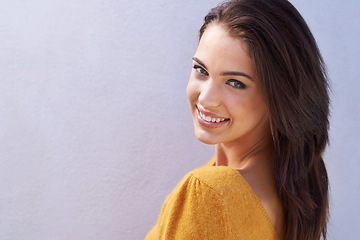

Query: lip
left=197, top=105, right=226, bottom=119
left=196, top=105, right=229, bottom=128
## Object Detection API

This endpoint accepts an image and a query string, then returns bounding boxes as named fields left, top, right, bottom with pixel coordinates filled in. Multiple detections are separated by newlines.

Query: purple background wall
left=0, top=0, right=358, bottom=239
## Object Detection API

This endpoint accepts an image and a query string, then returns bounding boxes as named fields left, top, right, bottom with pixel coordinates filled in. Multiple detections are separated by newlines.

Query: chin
left=194, top=131, right=219, bottom=145
left=197, top=139, right=218, bottom=145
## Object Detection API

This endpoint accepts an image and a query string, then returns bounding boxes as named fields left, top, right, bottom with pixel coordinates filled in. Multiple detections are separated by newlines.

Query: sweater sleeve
left=145, top=171, right=229, bottom=240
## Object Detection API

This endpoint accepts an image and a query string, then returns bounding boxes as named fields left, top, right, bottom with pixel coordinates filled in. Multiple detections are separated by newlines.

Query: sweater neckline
left=208, top=155, right=281, bottom=239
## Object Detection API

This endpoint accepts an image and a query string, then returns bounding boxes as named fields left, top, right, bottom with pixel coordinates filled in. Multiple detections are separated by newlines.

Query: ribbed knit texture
left=145, top=157, right=279, bottom=240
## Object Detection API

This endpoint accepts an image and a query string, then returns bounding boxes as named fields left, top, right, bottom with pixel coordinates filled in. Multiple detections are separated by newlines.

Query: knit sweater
left=145, top=157, right=279, bottom=240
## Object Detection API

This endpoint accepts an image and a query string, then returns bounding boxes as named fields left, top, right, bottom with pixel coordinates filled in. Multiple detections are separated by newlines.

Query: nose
left=198, top=79, right=221, bottom=108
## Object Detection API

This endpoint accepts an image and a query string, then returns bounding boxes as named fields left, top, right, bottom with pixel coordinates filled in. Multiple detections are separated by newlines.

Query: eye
left=193, top=65, right=208, bottom=76
left=227, top=79, right=247, bottom=89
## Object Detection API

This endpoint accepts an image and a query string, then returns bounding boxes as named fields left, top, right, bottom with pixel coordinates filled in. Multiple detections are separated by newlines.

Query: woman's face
left=187, top=24, right=270, bottom=146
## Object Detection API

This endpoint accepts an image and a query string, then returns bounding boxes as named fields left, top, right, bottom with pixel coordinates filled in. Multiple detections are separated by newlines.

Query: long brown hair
left=199, top=0, right=330, bottom=239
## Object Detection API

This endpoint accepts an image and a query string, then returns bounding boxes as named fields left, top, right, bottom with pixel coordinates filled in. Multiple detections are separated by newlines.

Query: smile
left=196, top=106, right=230, bottom=128
left=199, top=111, right=228, bottom=123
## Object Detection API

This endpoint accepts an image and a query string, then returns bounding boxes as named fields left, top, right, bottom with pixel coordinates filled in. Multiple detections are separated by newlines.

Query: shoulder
left=190, top=166, right=238, bottom=186
left=186, top=165, right=252, bottom=199
left=169, top=166, right=236, bottom=202
left=185, top=166, right=280, bottom=240
left=163, top=165, right=235, bottom=207
left=150, top=165, right=279, bottom=240
left=176, top=166, right=259, bottom=217
left=152, top=166, right=232, bottom=239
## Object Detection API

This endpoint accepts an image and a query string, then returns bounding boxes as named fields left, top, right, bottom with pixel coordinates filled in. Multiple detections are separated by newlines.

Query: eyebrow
left=192, top=57, right=253, bottom=81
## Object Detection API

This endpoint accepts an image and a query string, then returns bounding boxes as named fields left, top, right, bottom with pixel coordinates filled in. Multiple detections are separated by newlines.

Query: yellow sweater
left=145, top=157, right=279, bottom=240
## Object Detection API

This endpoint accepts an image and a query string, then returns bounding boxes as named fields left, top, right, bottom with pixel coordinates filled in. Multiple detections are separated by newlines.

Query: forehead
left=196, top=24, right=253, bottom=75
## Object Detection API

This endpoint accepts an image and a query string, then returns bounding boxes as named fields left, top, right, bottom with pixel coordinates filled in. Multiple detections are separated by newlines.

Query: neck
left=215, top=133, right=273, bottom=171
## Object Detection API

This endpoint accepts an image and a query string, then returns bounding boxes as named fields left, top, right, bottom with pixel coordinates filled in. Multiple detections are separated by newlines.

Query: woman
left=146, top=0, right=329, bottom=239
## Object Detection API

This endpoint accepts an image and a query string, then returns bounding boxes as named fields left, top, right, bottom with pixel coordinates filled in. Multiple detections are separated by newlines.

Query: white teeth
left=199, top=110, right=227, bottom=123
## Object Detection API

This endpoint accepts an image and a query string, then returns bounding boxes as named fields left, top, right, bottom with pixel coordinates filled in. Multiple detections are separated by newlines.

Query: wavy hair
left=199, top=0, right=330, bottom=239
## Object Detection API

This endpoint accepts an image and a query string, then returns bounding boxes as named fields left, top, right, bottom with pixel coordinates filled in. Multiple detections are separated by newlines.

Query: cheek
left=226, top=92, right=267, bottom=120
left=244, top=95, right=269, bottom=123
left=250, top=92, right=268, bottom=113
left=226, top=97, right=245, bottom=119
